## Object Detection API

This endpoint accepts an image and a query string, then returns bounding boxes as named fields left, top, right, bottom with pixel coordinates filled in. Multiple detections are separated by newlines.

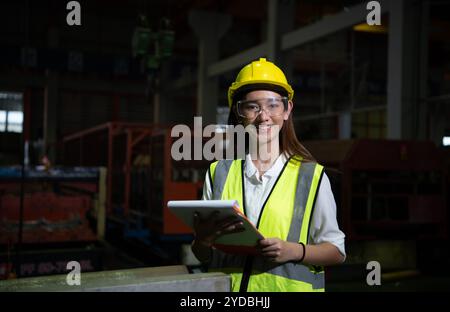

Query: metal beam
left=266, top=0, right=279, bottom=62
left=189, top=10, right=231, bottom=123
left=387, top=0, right=404, bottom=139
left=0, top=73, right=146, bottom=96
left=281, top=0, right=389, bottom=51
left=207, top=43, right=267, bottom=77
left=44, top=71, right=58, bottom=163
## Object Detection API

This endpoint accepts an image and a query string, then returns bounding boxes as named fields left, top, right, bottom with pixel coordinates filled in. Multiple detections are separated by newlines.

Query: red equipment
left=62, top=122, right=209, bottom=235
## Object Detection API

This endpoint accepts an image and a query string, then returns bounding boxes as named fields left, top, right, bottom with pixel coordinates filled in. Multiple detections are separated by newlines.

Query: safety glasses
left=236, top=97, right=288, bottom=119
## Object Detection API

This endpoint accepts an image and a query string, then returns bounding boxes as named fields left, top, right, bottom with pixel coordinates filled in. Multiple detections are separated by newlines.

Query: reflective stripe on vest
left=211, top=160, right=233, bottom=200
left=208, top=157, right=325, bottom=292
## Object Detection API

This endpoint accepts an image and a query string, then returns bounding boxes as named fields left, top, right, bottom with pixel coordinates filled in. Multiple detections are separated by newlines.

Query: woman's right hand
left=193, top=211, right=245, bottom=247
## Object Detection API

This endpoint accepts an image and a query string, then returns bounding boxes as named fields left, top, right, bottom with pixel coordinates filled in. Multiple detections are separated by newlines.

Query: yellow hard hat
left=227, top=58, right=294, bottom=107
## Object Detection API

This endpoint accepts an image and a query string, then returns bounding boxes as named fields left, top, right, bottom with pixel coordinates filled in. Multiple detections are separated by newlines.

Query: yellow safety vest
left=207, top=157, right=325, bottom=292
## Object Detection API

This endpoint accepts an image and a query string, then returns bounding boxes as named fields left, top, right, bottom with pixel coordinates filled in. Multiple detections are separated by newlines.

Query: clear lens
left=237, top=97, right=287, bottom=119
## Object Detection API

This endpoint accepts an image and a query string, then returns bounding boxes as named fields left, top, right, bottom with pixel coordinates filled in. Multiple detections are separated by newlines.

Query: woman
left=192, top=58, right=345, bottom=292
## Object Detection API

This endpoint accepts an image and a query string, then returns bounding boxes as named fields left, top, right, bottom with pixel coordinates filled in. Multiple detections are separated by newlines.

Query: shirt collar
left=244, top=153, right=288, bottom=179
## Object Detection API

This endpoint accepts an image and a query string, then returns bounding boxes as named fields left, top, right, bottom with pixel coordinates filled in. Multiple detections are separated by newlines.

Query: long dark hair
left=228, top=87, right=316, bottom=163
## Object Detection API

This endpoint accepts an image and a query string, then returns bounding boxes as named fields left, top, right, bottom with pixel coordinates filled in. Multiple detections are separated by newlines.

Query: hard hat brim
left=228, top=80, right=294, bottom=107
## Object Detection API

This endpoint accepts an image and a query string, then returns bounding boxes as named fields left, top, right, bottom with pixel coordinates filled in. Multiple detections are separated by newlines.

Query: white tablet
left=168, top=200, right=241, bottom=228
left=167, top=200, right=264, bottom=253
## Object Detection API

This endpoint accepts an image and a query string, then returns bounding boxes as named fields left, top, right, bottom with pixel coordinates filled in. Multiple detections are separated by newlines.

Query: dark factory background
left=0, top=0, right=449, bottom=292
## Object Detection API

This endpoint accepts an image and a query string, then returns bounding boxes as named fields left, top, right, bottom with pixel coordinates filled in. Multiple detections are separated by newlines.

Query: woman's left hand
left=258, top=238, right=303, bottom=263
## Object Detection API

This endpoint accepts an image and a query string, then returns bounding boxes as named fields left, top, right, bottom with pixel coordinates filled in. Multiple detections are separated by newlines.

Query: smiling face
left=239, top=90, right=293, bottom=145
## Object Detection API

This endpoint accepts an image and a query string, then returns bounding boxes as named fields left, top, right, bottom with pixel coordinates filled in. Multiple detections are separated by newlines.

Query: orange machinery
left=146, top=127, right=207, bottom=234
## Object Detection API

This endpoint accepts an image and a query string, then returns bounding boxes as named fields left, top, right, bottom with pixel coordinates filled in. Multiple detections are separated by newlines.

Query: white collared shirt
left=202, top=154, right=346, bottom=258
